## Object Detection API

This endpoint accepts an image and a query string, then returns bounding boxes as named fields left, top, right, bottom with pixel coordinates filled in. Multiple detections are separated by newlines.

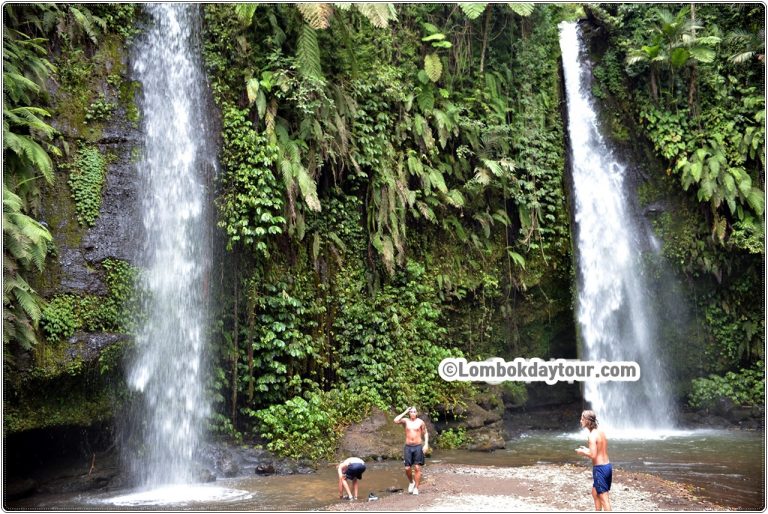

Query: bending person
left=337, top=456, right=366, bottom=500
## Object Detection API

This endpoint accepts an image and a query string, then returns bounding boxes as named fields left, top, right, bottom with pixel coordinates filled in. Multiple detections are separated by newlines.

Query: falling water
left=126, top=4, right=214, bottom=487
left=559, top=22, right=675, bottom=432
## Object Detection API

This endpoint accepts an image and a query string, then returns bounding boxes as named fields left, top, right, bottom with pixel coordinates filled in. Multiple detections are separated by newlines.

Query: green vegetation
left=689, top=361, right=764, bottom=409
left=40, top=258, right=139, bottom=343
left=202, top=3, right=574, bottom=455
left=438, top=427, right=468, bottom=449
left=65, top=144, right=109, bottom=227
left=585, top=4, right=764, bottom=401
left=3, top=3, right=763, bottom=447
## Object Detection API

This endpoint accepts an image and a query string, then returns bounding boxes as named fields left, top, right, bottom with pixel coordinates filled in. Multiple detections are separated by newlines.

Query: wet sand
left=328, top=463, right=724, bottom=511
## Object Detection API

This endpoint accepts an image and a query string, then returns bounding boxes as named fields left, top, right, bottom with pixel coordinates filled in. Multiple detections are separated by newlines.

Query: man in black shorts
left=337, top=456, right=366, bottom=500
left=394, top=406, right=429, bottom=495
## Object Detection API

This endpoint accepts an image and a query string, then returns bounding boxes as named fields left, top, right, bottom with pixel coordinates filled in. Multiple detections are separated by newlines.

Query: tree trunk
left=479, top=8, right=491, bottom=74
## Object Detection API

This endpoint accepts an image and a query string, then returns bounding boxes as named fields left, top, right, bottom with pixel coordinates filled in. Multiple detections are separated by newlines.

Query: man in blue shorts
left=337, top=456, right=366, bottom=500
left=394, top=406, right=429, bottom=495
left=576, top=410, right=612, bottom=511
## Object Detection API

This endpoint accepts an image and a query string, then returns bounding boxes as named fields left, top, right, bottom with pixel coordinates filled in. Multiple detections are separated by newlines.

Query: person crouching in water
left=576, top=410, right=612, bottom=511
left=394, top=406, right=429, bottom=495
left=338, top=457, right=366, bottom=500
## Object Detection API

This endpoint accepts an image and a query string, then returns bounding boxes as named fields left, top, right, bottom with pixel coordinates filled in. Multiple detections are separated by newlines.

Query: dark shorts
left=403, top=444, right=425, bottom=467
left=345, top=462, right=366, bottom=480
left=593, top=463, right=612, bottom=494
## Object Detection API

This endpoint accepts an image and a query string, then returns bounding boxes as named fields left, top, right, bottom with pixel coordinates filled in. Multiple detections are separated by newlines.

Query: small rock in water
left=255, top=463, right=276, bottom=475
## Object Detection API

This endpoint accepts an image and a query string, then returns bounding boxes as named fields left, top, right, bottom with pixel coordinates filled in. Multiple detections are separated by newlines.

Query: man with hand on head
left=394, top=406, right=429, bottom=495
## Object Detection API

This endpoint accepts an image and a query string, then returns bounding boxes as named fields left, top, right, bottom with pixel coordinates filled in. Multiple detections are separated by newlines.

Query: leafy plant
left=438, top=427, right=468, bottom=449
left=66, top=144, right=108, bottom=227
left=689, top=361, right=764, bottom=409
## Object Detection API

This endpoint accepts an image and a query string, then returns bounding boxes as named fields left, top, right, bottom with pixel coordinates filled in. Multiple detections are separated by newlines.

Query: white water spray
left=127, top=4, right=214, bottom=487
left=559, top=22, right=675, bottom=431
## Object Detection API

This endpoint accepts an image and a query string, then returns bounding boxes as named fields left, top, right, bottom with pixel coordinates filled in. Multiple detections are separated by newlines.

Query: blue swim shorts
left=592, top=463, right=613, bottom=494
left=403, top=444, right=425, bottom=467
left=345, top=462, right=366, bottom=480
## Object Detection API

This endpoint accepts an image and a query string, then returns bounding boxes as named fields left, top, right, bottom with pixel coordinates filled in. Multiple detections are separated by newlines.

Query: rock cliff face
left=41, top=87, right=143, bottom=298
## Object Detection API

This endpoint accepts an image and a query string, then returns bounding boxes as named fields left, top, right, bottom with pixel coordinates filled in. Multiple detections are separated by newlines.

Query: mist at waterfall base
left=108, top=4, right=248, bottom=505
left=559, top=21, right=685, bottom=435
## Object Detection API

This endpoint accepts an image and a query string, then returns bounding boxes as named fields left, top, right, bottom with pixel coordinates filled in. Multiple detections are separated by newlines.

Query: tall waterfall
left=559, top=22, right=675, bottom=431
left=127, top=4, right=214, bottom=486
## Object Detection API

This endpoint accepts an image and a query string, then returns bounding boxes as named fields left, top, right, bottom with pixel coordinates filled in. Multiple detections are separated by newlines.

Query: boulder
left=465, top=420, right=506, bottom=451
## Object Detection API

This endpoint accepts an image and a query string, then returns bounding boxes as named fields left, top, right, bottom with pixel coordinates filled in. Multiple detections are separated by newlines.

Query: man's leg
left=413, top=464, right=421, bottom=492
left=598, top=492, right=611, bottom=511
left=405, top=465, right=413, bottom=484
left=352, top=478, right=359, bottom=499
left=591, top=487, right=601, bottom=510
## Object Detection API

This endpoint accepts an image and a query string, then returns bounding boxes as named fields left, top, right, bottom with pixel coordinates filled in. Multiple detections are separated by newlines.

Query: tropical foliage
left=3, top=3, right=763, bottom=448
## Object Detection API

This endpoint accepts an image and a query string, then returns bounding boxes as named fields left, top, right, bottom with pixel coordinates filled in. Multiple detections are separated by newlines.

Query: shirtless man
left=394, top=406, right=429, bottom=495
left=575, top=410, right=612, bottom=511
left=337, top=456, right=366, bottom=500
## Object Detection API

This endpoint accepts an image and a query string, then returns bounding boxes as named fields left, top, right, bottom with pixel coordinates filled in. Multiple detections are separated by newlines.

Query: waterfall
left=559, top=21, right=675, bottom=432
left=126, top=4, right=214, bottom=486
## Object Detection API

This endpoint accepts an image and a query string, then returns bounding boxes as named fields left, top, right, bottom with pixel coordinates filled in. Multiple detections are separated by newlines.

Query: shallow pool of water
left=7, top=429, right=763, bottom=511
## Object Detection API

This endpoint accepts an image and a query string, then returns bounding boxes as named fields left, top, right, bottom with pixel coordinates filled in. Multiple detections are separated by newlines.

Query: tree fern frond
left=507, top=3, right=535, bottom=16
left=234, top=3, right=259, bottom=27
left=459, top=3, right=487, bottom=20
left=424, top=53, right=442, bottom=83
left=13, top=286, right=43, bottom=325
left=354, top=3, right=396, bottom=28
left=415, top=201, right=436, bottom=223
left=730, top=51, right=756, bottom=64
left=297, top=3, right=333, bottom=30
left=70, top=7, right=100, bottom=44
left=296, top=24, right=324, bottom=80
left=4, top=133, right=54, bottom=183
left=295, top=162, right=322, bottom=212
left=333, top=3, right=352, bottom=11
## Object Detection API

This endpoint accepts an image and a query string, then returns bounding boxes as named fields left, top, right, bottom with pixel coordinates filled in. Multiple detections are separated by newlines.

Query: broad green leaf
left=421, top=33, right=446, bottom=42
left=246, top=77, right=260, bottom=105
left=424, top=53, right=442, bottom=82
left=669, top=47, right=689, bottom=68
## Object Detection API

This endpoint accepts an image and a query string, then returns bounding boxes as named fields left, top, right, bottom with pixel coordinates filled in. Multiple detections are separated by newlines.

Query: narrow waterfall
left=559, top=22, right=675, bottom=431
left=127, top=4, right=214, bottom=486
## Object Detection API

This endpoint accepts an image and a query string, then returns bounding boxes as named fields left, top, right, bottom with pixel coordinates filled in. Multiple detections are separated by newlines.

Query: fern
left=297, top=3, right=333, bottom=29
left=424, top=53, right=442, bottom=82
left=507, top=3, right=535, bottom=16
left=354, top=3, right=396, bottom=28
left=234, top=3, right=258, bottom=27
left=459, top=3, right=487, bottom=20
left=295, top=162, right=322, bottom=212
left=296, top=24, right=324, bottom=80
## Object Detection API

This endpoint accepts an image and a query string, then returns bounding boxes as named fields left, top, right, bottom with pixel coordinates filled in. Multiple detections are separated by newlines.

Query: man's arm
left=338, top=463, right=352, bottom=498
left=422, top=423, right=429, bottom=451
left=576, top=432, right=597, bottom=459
left=394, top=407, right=410, bottom=424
